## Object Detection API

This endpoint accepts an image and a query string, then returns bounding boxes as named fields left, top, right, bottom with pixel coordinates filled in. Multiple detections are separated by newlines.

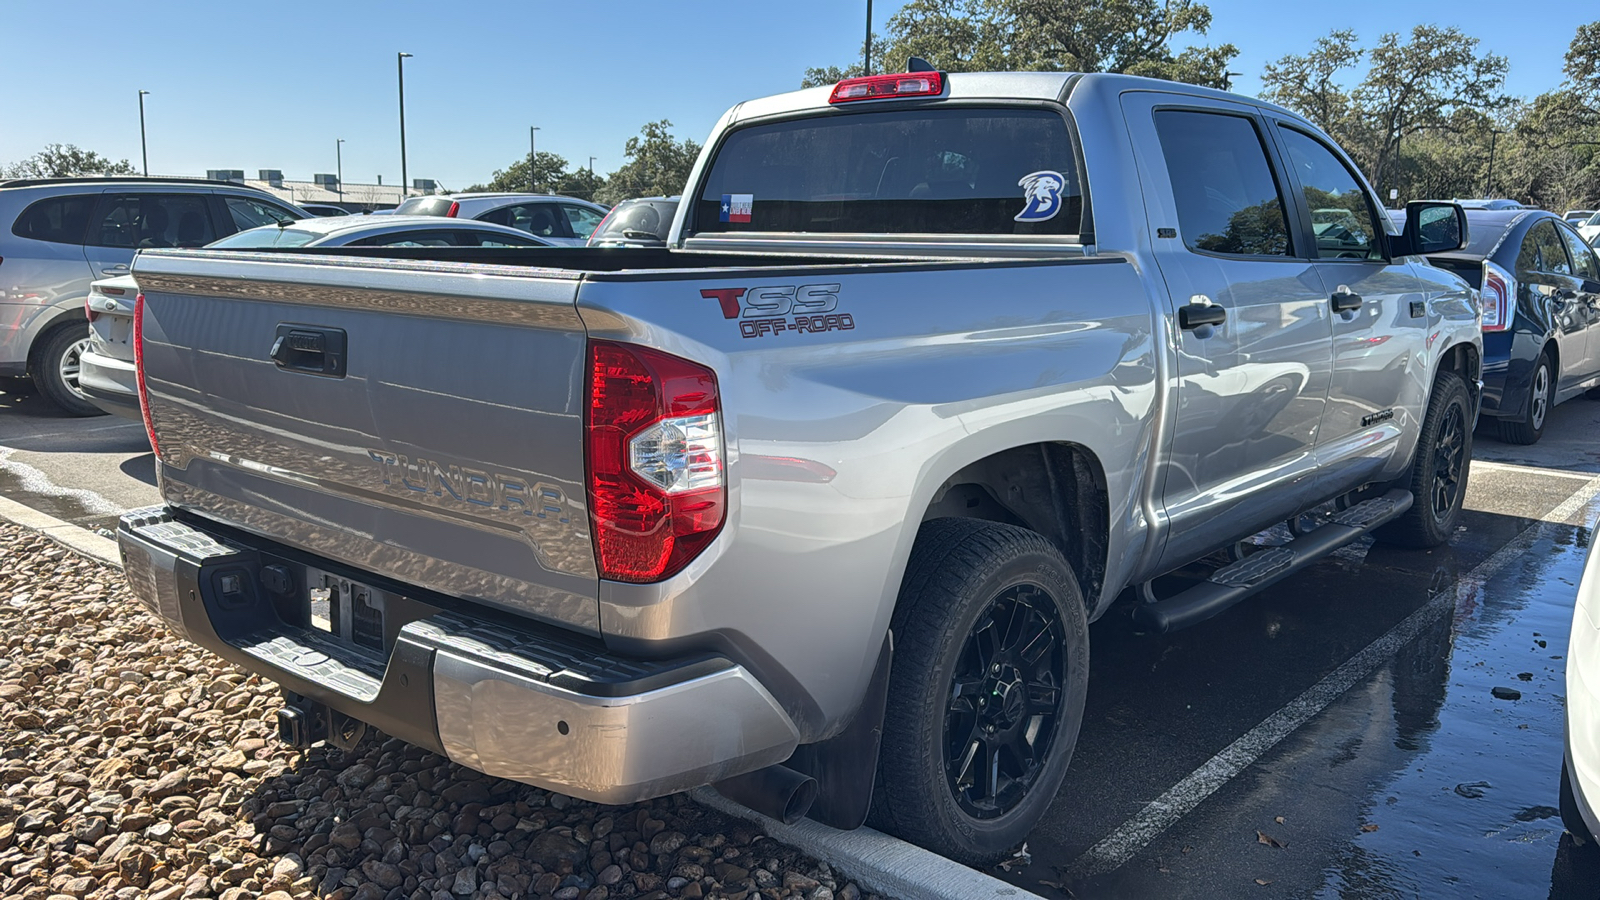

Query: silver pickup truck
left=117, top=70, right=1481, bottom=864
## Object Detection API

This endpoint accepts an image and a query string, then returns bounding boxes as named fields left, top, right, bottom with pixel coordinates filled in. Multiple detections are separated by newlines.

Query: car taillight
left=830, top=71, right=944, bottom=103
left=133, top=293, right=161, bottom=460
left=1482, top=260, right=1515, bottom=332
left=446, top=201, right=460, bottom=217
left=85, top=297, right=98, bottom=323
left=585, top=340, right=724, bottom=582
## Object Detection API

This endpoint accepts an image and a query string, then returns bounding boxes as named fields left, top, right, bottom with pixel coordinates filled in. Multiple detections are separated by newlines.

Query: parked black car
left=586, top=196, right=679, bottom=248
left=1397, top=208, right=1600, bottom=443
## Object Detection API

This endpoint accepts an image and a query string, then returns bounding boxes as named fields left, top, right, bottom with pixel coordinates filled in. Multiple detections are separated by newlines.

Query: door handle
left=1331, top=286, right=1363, bottom=312
left=101, top=264, right=130, bottom=274
left=271, top=325, right=346, bottom=377
left=1178, top=295, right=1226, bottom=331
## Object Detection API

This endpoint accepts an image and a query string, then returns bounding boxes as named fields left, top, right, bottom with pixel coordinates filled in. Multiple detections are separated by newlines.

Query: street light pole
left=398, top=52, right=412, bottom=198
left=864, top=0, right=872, bottom=75
left=1223, top=72, right=1243, bottom=92
left=529, top=126, right=541, bottom=193
left=137, top=90, right=150, bottom=176
left=336, top=139, right=345, bottom=200
left=1485, top=129, right=1506, bottom=197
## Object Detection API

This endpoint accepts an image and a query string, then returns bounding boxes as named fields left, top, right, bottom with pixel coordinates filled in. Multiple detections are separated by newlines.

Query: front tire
left=31, top=324, right=104, bottom=417
left=1498, top=351, right=1553, bottom=445
left=869, top=518, right=1089, bottom=866
left=1374, top=371, right=1471, bottom=549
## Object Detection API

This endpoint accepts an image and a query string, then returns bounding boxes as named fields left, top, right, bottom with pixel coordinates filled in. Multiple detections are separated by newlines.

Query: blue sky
left=2, top=1, right=1593, bottom=189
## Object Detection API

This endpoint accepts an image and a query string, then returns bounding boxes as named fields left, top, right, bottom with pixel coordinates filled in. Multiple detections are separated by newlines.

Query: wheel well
left=1437, top=341, right=1482, bottom=409
left=921, top=443, right=1109, bottom=612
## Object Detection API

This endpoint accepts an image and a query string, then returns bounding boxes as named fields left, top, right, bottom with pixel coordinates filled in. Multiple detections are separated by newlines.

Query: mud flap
left=785, top=634, right=892, bottom=830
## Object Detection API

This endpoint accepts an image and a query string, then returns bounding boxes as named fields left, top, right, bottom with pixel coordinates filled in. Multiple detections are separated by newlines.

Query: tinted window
left=10, top=194, right=96, bottom=244
left=455, top=230, right=543, bottom=247
left=225, top=196, right=300, bottom=231
left=695, top=108, right=1082, bottom=235
left=1154, top=110, right=1290, bottom=257
left=1277, top=127, right=1381, bottom=260
left=207, top=227, right=319, bottom=249
left=91, top=194, right=215, bottom=249
left=1518, top=221, right=1571, bottom=277
left=348, top=229, right=462, bottom=247
left=493, top=204, right=569, bottom=238
left=395, top=197, right=456, bottom=217
left=562, top=204, right=605, bottom=239
left=1557, top=224, right=1599, bottom=281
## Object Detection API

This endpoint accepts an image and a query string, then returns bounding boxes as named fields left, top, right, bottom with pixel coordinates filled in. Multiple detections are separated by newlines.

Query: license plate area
left=306, top=567, right=389, bottom=653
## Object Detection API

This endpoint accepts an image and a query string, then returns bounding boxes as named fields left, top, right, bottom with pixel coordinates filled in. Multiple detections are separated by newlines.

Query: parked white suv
left=393, top=193, right=607, bottom=246
left=0, top=176, right=308, bottom=414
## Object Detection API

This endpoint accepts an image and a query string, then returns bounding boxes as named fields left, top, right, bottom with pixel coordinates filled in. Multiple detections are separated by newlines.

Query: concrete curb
left=0, top=493, right=121, bottom=569
left=691, top=788, right=1046, bottom=900
left=0, top=497, right=1044, bottom=900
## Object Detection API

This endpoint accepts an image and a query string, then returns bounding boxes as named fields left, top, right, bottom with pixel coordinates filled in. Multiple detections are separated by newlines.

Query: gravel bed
left=0, top=523, right=887, bottom=900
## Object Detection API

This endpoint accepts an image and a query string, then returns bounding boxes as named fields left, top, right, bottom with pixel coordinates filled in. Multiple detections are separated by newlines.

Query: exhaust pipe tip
left=713, top=764, right=818, bottom=826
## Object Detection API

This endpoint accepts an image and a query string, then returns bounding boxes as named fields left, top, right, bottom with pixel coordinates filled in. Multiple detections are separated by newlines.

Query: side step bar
left=1133, top=489, right=1413, bottom=634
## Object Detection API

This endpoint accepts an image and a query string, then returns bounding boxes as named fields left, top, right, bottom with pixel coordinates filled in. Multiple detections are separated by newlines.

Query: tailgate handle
left=271, top=325, right=347, bottom=378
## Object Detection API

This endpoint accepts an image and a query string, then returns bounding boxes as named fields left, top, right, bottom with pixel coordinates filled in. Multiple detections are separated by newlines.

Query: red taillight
left=85, top=296, right=98, bottom=323
left=585, top=341, right=724, bottom=583
left=1482, top=260, right=1514, bottom=332
left=446, top=201, right=460, bottom=217
left=829, top=72, right=944, bottom=103
left=133, top=293, right=161, bottom=460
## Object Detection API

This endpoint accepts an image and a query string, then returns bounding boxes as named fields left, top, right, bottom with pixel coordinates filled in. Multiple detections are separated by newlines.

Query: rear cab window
left=691, top=107, right=1083, bottom=236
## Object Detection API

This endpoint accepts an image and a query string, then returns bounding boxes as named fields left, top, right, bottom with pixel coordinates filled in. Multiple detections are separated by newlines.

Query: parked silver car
left=205, top=215, right=557, bottom=250
left=0, top=176, right=308, bottom=414
left=393, top=193, right=607, bottom=246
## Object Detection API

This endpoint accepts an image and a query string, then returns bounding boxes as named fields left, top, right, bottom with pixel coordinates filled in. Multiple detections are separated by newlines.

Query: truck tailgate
left=131, top=250, right=600, bottom=632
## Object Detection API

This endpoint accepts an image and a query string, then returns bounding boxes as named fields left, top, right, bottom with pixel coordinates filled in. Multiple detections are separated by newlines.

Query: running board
left=1132, top=489, right=1413, bottom=634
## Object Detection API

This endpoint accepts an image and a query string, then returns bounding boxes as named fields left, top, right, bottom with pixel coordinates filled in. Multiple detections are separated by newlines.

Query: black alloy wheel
left=1430, top=401, right=1467, bottom=522
left=944, top=583, right=1067, bottom=819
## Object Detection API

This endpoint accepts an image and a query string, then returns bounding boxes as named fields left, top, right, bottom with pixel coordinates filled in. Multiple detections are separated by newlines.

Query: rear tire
left=868, top=518, right=1089, bottom=866
left=1498, top=351, right=1553, bottom=445
left=31, top=324, right=104, bottom=417
left=1373, top=371, right=1471, bottom=549
left=1563, top=757, right=1594, bottom=848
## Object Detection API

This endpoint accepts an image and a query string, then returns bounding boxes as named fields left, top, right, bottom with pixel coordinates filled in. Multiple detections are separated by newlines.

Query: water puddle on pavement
left=0, top=463, right=123, bottom=535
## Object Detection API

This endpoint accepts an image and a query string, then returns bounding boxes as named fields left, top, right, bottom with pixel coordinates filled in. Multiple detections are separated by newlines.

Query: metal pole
left=1485, top=130, right=1499, bottom=197
left=336, top=138, right=344, bottom=200
left=864, top=0, right=872, bottom=75
left=398, top=52, right=412, bottom=198
left=529, top=126, right=541, bottom=193
left=138, top=90, right=150, bottom=176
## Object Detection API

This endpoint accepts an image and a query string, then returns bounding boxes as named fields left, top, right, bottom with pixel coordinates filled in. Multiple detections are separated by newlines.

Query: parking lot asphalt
left=2, top=379, right=1599, bottom=898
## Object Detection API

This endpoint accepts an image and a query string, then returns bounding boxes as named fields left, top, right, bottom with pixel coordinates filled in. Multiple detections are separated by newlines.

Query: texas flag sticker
left=720, top=193, right=753, bottom=223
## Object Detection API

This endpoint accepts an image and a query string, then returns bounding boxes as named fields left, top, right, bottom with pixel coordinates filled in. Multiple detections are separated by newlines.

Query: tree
left=556, top=167, right=606, bottom=202
left=596, top=121, right=701, bottom=206
left=2, top=143, right=137, bottom=179
left=1261, top=26, right=1510, bottom=198
left=465, top=151, right=572, bottom=194
left=802, top=0, right=1238, bottom=88
left=1259, top=30, right=1361, bottom=136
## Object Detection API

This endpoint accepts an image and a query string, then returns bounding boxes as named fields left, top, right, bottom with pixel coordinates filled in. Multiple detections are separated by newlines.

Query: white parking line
left=1068, top=472, right=1600, bottom=878
left=1470, top=459, right=1598, bottom=482
left=0, top=447, right=125, bottom=517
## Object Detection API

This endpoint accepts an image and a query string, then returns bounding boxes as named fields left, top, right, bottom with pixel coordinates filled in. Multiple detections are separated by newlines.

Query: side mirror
left=1393, top=201, right=1468, bottom=256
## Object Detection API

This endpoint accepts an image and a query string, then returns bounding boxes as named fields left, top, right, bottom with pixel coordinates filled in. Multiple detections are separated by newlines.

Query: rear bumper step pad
left=1133, top=489, right=1413, bottom=634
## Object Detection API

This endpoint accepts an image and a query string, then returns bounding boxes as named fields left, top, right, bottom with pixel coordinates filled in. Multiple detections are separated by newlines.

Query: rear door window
left=694, top=107, right=1082, bottom=235
left=1557, top=224, right=1599, bottom=281
left=90, top=193, right=216, bottom=248
left=10, top=194, right=96, bottom=244
left=1518, top=221, right=1572, bottom=277
left=487, top=203, right=571, bottom=239
left=1153, top=110, right=1291, bottom=257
